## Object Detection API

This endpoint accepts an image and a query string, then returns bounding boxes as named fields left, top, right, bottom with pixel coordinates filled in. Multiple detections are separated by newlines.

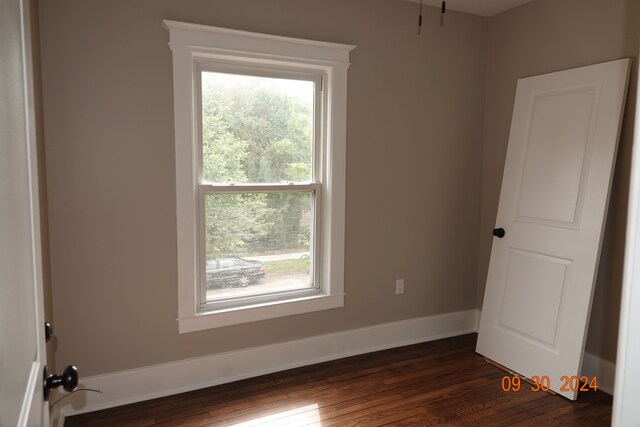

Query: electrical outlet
left=395, top=279, right=404, bottom=295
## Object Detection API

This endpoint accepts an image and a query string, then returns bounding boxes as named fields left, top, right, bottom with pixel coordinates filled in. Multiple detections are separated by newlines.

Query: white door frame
left=0, top=0, right=49, bottom=425
left=612, top=52, right=640, bottom=426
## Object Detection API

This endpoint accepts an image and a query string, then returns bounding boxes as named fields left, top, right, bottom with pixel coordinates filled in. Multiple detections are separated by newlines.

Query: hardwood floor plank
left=476, top=393, right=555, bottom=426
left=510, top=391, right=610, bottom=427
left=317, top=376, right=498, bottom=426
left=454, top=384, right=549, bottom=424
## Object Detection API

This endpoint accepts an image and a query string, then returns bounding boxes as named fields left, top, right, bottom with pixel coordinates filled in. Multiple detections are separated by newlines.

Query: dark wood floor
left=65, top=334, right=612, bottom=426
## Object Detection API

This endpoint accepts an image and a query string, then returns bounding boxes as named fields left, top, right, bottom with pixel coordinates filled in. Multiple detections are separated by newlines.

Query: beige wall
left=39, top=0, right=487, bottom=377
left=478, top=0, right=639, bottom=362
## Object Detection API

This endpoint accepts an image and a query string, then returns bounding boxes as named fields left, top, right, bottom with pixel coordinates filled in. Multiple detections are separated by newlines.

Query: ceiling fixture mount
left=418, top=0, right=423, bottom=34
left=418, top=0, right=446, bottom=35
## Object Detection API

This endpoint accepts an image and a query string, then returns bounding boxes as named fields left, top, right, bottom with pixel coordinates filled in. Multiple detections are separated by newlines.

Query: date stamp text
left=501, top=375, right=599, bottom=392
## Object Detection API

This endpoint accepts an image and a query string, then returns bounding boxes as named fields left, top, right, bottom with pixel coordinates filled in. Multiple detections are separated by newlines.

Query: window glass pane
left=201, top=71, right=314, bottom=184
left=204, top=191, right=313, bottom=301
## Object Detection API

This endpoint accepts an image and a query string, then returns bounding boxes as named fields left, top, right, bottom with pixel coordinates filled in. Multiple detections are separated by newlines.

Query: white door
left=0, top=0, right=50, bottom=425
left=476, top=59, right=631, bottom=400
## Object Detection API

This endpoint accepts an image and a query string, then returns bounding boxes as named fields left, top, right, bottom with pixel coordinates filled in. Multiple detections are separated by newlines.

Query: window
left=163, top=21, right=354, bottom=332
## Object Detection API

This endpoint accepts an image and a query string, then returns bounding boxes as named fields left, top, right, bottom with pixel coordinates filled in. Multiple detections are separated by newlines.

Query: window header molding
left=162, top=20, right=355, bottom=65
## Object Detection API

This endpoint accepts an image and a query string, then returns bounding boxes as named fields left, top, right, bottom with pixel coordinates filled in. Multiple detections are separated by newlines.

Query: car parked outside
left=206, top=257, right=265, bottom=289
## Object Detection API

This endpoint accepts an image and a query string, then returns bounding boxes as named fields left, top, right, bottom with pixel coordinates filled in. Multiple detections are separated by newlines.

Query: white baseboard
left=58, top=309, right=478, bottom=419
left=581, top=351, right=616, bottom=395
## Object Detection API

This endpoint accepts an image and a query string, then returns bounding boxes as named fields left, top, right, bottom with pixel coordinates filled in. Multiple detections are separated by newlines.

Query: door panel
left=499, top=249, right=571, bottom=346
left=0, top=0, right=48, bottom=425
left=516, top=87, right=598, bottom=226
left=477, top=59, right=631, bottom=400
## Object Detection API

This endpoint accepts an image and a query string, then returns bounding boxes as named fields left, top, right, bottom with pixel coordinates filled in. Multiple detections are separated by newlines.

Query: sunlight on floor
left=228, top=403, right=322, bottom=426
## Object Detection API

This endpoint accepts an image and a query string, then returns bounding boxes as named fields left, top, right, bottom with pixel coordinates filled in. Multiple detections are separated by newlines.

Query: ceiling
left=406, top=0, right=534, bottom=17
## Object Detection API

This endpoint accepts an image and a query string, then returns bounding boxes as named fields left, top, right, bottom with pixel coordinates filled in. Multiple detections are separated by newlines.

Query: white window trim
left=163, top=20, right=354, bottom=333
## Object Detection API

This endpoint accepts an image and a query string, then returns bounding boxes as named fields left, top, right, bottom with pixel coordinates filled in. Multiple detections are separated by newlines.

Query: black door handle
left=492, top=227, right=505, bottom=238
left=43, top=365, right=78, bottom=400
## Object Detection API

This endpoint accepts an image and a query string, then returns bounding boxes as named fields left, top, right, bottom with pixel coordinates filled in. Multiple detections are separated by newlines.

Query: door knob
left=43, top=365, right=79, bottom=400
left=492, top=227, right=505, bottom=238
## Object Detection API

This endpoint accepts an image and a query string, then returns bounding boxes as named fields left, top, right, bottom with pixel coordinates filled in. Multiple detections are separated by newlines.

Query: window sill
left=178, top=293, right=344, bottom=333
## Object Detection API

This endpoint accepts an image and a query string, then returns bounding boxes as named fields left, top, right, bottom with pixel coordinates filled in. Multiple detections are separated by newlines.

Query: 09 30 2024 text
left=501, top=375, right=598, bottom=392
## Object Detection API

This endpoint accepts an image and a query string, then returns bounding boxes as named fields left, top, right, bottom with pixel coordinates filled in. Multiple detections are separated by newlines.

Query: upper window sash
left=196, top=61, right=323, bottom=86
left=195, top=63, right=324, bottom=186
